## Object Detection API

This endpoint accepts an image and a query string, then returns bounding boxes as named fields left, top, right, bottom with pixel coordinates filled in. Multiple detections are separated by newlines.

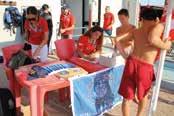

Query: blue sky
left=140, top=0, right=165, bottom=6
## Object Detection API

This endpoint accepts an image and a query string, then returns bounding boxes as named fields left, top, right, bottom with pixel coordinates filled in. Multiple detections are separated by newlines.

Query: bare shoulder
left=154, top=23, right=164, bottom=30
left=116, top=27, right=121, bottom=31
left=116, top=26, right=121, bottom=35
left=130, top=25, right=136, bottom=33
left=131, top=24, right=136, bottom=29
left=132, top=28, right=138, bottom=34
left=151, top=23, right=164, bottom=36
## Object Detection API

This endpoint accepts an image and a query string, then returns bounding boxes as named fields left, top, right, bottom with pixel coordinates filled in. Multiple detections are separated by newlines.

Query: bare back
left=131, top=24, right=163, bottom=64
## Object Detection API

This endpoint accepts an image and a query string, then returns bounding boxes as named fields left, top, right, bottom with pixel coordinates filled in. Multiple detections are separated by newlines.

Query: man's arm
left=114, top=31, right=134, bottom=43
left=148, top=23, right=171, bottom=50
left=108, top=14, right=115, bottom=28
left=61, top=15, right=75, bottom=33
left=63, top=25, right=75, bottom=32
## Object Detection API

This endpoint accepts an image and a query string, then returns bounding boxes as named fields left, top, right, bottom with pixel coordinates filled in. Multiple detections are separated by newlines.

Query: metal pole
left=148, top=0, right=173, bottom=116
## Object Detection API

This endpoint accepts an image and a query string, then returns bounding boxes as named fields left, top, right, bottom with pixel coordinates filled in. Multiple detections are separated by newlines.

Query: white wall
left=84, top=0, right=89, bottom=22
left=122, top=0, right=140, bottom=27
left=91, top=0, right=99, bottom=22
left=100, top=0, right=140, bottom=36
left=100, top=0, right=123, bottom=36
left=0, top=0, right=61, bottom=53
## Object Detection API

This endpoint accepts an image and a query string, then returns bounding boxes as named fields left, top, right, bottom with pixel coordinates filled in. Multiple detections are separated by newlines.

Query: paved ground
left=104, top=89, right=174, bottom=116
left=20, top=88, right=174, bottom=116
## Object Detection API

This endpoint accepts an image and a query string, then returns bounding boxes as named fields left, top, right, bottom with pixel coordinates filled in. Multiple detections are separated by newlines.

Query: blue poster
left=70, top=65, right=124, bottom=116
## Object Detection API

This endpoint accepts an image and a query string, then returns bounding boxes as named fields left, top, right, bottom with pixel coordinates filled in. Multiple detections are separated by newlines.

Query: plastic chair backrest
left=2, top=44, right=24, bottom=65
left=54, top=39, right=76, bottom=60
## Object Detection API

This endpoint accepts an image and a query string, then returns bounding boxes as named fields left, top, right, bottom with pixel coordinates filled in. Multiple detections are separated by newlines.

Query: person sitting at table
left=77, top=26, right=104, bottom=61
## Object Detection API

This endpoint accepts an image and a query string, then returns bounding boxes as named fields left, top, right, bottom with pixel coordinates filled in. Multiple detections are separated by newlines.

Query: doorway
left=82, top=0, right=101, bottom=32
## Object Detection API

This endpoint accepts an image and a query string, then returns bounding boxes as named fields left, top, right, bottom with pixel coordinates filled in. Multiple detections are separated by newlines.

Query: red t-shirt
left=103, top=12, right=114, bottom=30
left=25, top=17, right=48, bottom=45
left=77, top=36, right=102, bottom=55
left=60, top=12, right=75, bottom=35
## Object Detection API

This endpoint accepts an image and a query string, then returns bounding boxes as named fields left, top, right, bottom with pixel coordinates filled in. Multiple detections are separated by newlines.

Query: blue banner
left=70, top=65, right=124, bottom=116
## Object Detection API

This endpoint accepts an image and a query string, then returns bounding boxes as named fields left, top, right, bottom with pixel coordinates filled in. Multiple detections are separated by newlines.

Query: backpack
left=4, top=6, right=22, bottom=35
left=0, top=88, right=16, bottom=116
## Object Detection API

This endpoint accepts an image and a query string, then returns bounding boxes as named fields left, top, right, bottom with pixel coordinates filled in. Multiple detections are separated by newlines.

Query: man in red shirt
left=24, top=6, right=49, bottom=62
left=58, top=5, right=75, bottom=39
left=103, top=6, right=114, bottom=36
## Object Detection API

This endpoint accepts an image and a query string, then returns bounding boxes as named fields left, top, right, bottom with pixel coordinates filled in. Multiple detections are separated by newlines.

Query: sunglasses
left=27, top=18, right=36, bottom=21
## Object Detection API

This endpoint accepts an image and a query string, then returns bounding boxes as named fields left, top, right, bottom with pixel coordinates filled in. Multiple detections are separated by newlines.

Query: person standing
left=58, top=5, right=75, bottom=39
left=115, top=9, right=135, bottom=59
left=116, top=8, right=171, bottom=116
left=41, top=4, right=53, bottom=51
left=103, top=6, right=114, bottom=46
left=103, top=6, right=114, bottom=36
left=24, top=6, right=48, bottom=62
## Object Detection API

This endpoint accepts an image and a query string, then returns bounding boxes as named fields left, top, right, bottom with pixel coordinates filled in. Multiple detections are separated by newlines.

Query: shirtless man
left=116, top=8, right=171, bottom=116
left=115, top=9, right=135, bottom=59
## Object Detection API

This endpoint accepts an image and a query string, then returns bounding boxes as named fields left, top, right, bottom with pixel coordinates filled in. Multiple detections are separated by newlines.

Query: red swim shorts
left=118, top=56, right=155, bottom=101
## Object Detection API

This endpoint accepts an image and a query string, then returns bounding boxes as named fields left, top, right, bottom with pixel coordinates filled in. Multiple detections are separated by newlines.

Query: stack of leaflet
left=53, top=68, right=88, bottom=80
left=43, top=63, right=75, bottom=73
left=44, top=63, right=88, bottom=79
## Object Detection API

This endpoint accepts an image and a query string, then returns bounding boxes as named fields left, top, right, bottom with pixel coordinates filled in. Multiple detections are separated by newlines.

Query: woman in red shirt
left=24, top=6, right=49, bottom=62
left=77, top=26, right=103, bottom=60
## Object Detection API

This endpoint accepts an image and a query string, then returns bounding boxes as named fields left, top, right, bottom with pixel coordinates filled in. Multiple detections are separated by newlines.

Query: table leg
left=15, top=82, right=22, bottom=115
left=29, top=86, right=38, bottom=116
left=37, top=87, right=46, bottom=116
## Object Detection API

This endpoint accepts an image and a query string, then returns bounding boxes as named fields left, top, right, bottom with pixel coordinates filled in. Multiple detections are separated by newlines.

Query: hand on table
left=33, top=47, right=41, bottom=60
